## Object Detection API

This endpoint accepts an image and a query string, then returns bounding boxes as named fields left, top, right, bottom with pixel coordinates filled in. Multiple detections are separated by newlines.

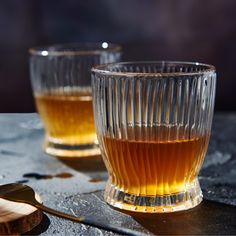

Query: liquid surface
left=36, top=90, right=97, bottom=145
left=102, top=128, right=209, bottom=195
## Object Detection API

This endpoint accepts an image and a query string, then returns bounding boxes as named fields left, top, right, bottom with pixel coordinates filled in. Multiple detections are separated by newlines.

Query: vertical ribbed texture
left=30, top=52, right=121, bottom=94
left=92, top=62, right=216, bottom=196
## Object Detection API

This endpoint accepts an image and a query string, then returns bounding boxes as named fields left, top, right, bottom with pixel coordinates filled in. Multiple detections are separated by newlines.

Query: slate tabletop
left=0, top=113, right=235, bottom=235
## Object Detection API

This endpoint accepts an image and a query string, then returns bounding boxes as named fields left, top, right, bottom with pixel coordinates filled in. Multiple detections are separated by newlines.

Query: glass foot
left=104, top=179, right=202, bottom=213
left=44, top=140, right=100, bottom=158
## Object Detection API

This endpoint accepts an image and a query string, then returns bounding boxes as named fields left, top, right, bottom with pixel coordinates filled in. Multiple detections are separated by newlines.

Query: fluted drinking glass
left=30, top=43, right=121, bottom=158
left=91, top=61, right=216, bottom=213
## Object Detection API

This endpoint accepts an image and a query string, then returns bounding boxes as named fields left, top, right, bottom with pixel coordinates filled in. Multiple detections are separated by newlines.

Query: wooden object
left=0, top=194, right=42, bottom=235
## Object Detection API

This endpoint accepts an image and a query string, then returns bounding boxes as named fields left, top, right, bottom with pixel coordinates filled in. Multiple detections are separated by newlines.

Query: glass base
left=44, top=140, right=100, bottom=158
left=104, top=179, right=202, bottom=213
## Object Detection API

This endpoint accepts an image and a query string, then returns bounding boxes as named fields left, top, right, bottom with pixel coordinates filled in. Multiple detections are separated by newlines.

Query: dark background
left=0, top=0, right=235, bottom=112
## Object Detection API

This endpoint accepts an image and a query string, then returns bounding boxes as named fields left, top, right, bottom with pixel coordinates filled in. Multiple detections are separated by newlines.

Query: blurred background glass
left=0, top=0, right=235, bottom=112
left=29, top=43, right=121, bottom=157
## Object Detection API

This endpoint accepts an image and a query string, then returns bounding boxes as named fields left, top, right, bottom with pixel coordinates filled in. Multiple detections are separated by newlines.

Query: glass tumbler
left=30, top=43, right=121, bottom=158
left=91, top=61, right=216, bottom=213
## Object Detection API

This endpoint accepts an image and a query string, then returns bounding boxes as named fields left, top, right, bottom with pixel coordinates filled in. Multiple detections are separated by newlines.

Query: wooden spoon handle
left=34, top=202, right=144, bottom=236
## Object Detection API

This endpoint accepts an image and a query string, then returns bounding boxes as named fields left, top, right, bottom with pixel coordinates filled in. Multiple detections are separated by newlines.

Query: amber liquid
left=35, top=90, right=97, bottom=145
left=102, top=128, right=209, bottom=196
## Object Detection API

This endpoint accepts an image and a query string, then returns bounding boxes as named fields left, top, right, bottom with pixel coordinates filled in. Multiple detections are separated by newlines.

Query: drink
left=35, top=88, right=98, bottom=156
left=103, top=127, right=209, bottom=196
left=101, top=126, right=209, bottom=196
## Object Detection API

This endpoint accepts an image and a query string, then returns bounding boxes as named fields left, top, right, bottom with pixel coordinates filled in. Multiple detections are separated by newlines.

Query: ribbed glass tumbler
left=30, top=43, right=121, bottom=158
left=91, top=61, right=216, bottom=213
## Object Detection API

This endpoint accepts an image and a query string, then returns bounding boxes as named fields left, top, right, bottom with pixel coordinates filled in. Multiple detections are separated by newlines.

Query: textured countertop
left=0, top=113, right=235, bottom=235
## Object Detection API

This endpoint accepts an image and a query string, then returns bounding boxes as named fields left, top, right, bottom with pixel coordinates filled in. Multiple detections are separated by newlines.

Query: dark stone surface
left=0, top=113, right=236, bottom=235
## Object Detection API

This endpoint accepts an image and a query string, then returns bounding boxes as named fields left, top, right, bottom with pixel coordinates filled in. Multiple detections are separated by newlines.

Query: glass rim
left=91, top=61, right=216, bottom=77
left=29, top=42, right=122, bottom=56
